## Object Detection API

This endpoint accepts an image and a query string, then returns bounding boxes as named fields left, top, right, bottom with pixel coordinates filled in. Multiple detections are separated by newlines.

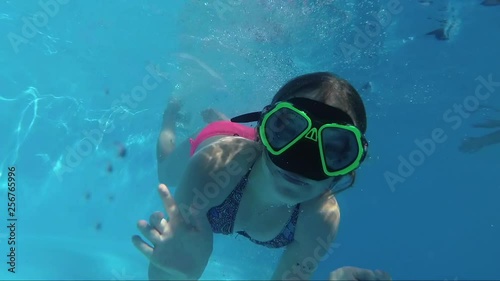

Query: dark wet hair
left=271, top=72, right=367, bottom=133
left=271, top=72, right=368, bottom=189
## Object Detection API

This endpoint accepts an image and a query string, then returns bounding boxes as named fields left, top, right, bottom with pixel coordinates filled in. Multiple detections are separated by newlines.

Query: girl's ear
left=262, top=104, right=273, bottom=113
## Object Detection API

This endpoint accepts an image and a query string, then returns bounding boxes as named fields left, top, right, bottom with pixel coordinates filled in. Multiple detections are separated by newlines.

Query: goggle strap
left=231, top=111, right=261, bottom=123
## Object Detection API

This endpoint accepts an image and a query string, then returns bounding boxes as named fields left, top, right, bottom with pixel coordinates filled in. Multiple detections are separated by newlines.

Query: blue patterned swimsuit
left=206, top=168, right=301, bottom=248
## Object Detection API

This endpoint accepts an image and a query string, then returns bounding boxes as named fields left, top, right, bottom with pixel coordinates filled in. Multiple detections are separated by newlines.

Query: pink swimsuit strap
left=189, top=121, right=256, bottom=156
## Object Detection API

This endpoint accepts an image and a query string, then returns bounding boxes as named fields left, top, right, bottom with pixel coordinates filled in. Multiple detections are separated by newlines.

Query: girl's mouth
left=278, top=170, right=309, bottom=186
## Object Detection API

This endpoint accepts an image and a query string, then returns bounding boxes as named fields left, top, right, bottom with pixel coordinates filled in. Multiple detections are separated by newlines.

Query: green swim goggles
left=258, top=97, right=368, bottom=181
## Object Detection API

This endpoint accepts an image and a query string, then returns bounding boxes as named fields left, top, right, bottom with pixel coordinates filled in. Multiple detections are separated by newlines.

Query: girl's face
left=260, top=92, right=358, bottom=205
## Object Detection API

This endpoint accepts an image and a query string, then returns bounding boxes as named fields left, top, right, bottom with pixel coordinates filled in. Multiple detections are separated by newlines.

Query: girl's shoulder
left=194, top=136, right=262, bottom=169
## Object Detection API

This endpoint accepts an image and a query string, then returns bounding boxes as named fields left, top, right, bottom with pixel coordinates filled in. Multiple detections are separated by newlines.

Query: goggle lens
left=265, top=107, right=308, bottom=151
left=320, top=127, right=360, bottom=172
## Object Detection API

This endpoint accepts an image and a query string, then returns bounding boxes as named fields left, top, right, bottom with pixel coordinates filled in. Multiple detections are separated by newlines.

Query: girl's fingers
left=132, top=235, right=153, bottom=259
left=158, top=184, right=180, bottom=219
left=149, top=211, right=168, bottom=234
left=137, top=220, right=162, bottom=245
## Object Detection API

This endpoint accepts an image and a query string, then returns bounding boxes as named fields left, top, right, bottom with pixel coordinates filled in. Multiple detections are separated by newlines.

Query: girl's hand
left=132, top=184, right=213, bottom=280
left=329, top=266, right=391, bottom=281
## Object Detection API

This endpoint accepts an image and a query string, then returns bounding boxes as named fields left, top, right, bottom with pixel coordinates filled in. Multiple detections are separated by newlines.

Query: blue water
left=0, top=0, right=499, bottom=280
